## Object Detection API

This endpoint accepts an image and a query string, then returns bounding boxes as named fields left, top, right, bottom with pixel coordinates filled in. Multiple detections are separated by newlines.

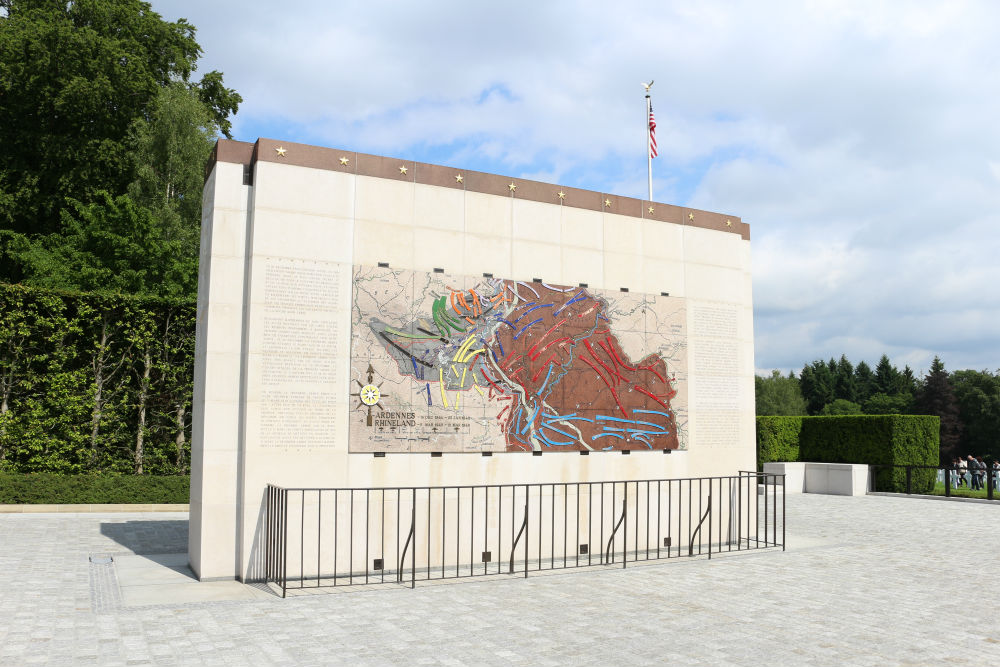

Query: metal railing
left=869, top=464, right=999, bottom=500
left=263, top=472, right=785, bottom=597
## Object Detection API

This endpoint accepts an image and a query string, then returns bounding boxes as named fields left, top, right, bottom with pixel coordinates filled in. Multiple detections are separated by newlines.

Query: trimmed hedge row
left=0, top=474, right=190, bottom=504
left=757, top=415, right=940, bottom=493
left=756, top=416, right=802, bottom=465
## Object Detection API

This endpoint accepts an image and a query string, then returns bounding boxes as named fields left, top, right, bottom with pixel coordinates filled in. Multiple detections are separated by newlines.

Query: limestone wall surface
left=190, top=138, right=756, bottom=581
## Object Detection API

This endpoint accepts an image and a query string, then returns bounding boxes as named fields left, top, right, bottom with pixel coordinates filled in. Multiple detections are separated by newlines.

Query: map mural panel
left=350, top=265, right=688, bottom=452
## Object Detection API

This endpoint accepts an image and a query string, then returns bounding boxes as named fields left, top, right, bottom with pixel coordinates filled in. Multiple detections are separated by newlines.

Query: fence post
left=622, top=495, right=627, bottom=570
left=281, top=488, right=288, bottom=598
left=905, top=466, right=912, bottom=495
left=524, top=486, right=529, bottom=579
left=411, top=488, right=416, bottom=589
left=945, top=468, right=951, bottom=497
left=988, top=468, right=995, bottom=501
left=781, top=475, right=785, bottom=552
left=707, top=490, right=712, bottom=561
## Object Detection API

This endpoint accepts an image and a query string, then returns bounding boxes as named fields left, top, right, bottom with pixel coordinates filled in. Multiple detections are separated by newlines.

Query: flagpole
left=646, top=93, right=653, bottom=202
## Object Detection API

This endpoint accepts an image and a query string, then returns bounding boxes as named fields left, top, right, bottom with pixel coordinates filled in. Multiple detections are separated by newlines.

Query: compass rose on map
left=351, top=363, right=390, bottom=427
left=359, top=384, right=380, bottom=406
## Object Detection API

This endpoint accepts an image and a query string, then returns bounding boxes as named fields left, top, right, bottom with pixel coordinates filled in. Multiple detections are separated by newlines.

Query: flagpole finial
left=641, top=80, right=654, bottom=95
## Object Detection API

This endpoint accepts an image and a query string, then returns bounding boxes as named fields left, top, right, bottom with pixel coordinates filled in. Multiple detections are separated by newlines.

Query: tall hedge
left=0, top=283, right=195, bottom=475
left=757, top=415, right=940, bottom=493
left=756, top=416, right=803, bottom=465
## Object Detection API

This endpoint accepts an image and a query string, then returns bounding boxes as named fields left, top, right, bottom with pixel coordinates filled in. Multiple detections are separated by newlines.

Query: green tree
left=820, top=399, right=863, bottom=415
left=854, top=360, right=876, bottom=403
left=0, top=0, right=239, bottom=290
left=834, top=355, right=857, bottom=403
left=950, top=369, right=1000, bottom=460
left=755, top=370, right=808, bottom=416
left=799, top=360, right=835, bottom=415
left=16, top=192, right=197, bottom=298
left=2, top=0, right=195, bottom=235
left=124, top=81, right=223, bottom=288
left=862, top=392, right=913, bottom=415
left=192, top=70, right=241, bottom=140
left=900, top=365, right=919, bottom=395
left=915, top=356, right=962, bottom=464
left=874, top=355, right=902, bottom=396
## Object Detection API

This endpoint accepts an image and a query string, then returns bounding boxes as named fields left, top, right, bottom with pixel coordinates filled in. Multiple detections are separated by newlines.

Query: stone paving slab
left=114, top=553, right=271, bottom=607
left=0, top=495, right=998, bottom=666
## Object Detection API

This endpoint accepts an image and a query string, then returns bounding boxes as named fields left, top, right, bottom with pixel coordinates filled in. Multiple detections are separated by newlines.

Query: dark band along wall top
left=349, top=265, right=689, bottom=452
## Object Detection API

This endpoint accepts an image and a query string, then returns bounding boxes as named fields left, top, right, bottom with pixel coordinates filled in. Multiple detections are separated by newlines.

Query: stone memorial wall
left=189, top=138, right=755, bottom=581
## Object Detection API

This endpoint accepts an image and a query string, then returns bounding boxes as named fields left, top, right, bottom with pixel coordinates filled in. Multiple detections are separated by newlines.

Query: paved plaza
left=1, top=493, right=998, bottom=666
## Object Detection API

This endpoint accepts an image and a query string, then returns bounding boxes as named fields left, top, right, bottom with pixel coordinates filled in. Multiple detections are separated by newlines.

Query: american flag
left=648, top=104, right=658, bottom=159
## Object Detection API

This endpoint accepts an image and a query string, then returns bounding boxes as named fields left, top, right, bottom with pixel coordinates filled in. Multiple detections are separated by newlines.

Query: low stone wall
left=763, top=462, right=869, bottom=496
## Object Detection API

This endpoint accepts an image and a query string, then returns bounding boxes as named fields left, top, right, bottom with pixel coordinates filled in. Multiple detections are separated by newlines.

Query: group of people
left=949, top=455, right=1000, bottom=491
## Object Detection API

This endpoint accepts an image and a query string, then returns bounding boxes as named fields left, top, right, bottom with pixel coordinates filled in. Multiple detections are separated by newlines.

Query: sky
left=152, top=0, right=1000, bottom=377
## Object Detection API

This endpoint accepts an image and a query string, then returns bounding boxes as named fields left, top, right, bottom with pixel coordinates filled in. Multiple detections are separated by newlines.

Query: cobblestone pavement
left=1, top=494, right=998, bottom=666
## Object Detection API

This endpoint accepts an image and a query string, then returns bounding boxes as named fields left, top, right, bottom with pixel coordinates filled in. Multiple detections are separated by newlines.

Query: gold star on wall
left=648, top=206, right=655, bottom=214
left=339, top=156, right=349, bottom=166
left=604, top=198, right=612, bottom=208
left=557, top=191, right=566, bottom=201
left=726, top=219, right=732, bottom=227
left=508, top=182, right=517, bottom=192
left=275, top=146, right=287, bottom=157
left=688, top=212, right=694, bottom=221
left=399, top=165, right=408, bottom=175
left=455, top=174, right=463, bottom=183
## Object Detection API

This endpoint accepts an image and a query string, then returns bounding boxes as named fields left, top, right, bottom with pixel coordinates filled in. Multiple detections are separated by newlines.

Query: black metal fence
left=870, top=464, right=999, bottom=500
left=263, top=472, right=785, bottom=597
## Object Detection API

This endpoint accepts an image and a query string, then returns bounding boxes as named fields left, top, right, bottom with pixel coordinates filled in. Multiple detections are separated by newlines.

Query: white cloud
left=152, top=0, right=1000, bottom=373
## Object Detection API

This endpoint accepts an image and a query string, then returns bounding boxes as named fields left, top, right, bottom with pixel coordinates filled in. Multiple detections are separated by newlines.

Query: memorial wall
left=190, top=138, right=755, bottom=581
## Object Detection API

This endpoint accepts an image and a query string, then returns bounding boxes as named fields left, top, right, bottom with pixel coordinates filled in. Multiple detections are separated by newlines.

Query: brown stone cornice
left=209, top=138, right=750, bottom=240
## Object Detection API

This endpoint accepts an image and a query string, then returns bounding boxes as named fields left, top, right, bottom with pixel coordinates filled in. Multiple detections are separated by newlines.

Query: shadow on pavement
left=100, top=519, right=188, bottom=554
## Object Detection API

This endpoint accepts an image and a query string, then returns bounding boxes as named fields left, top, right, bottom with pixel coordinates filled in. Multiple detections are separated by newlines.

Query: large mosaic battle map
left=349, top=265, right=687, bottom=452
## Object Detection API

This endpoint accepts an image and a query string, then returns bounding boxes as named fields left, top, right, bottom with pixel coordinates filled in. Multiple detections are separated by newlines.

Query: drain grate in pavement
left=88, top=553, right=123, bottom=613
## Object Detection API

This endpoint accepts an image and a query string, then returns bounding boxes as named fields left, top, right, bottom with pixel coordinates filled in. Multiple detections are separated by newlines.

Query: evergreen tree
left=900, top=365, right=919, bottom=395
left=798, top=364, right=813, bottom=413
left=834, top=355, right=857, bottom=403
left=874, top=355, right=902, bottom=396
left=854, top=360, right=876, bottom=403
left=915, top=356, right=963, bottom=464
left=799, top=360, right=835, bottom=415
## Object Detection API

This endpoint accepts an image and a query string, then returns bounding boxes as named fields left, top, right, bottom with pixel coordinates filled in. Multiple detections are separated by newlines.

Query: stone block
left=764, top=462, right=806, bottom=493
